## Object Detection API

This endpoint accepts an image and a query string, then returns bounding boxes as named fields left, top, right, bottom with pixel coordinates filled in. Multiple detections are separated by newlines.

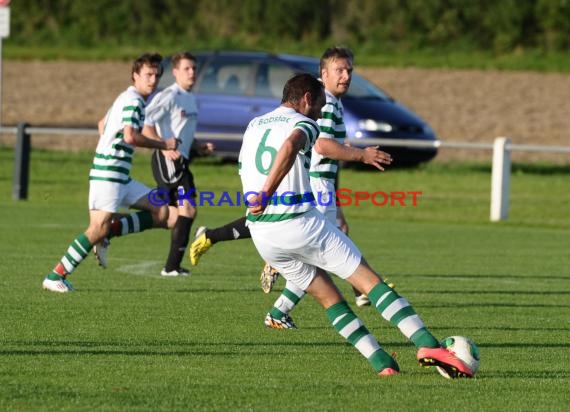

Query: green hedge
left=7, top=0, right=570, bottom=55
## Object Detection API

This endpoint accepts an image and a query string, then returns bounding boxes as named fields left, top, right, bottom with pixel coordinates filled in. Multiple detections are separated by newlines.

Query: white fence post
left=490, top=137, right=511, bottom=222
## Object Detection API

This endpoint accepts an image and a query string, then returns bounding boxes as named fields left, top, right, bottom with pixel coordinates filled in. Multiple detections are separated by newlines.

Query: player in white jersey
left=242, top=73, right=474, bottom=379
left=143, top=52, right=213, bottom=277
left=42, top=53, right=178, bottom=293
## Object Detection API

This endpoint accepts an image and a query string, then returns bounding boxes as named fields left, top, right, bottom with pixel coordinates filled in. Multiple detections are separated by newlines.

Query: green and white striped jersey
left=310, top=90, right=346, bottom=181
left=89, top=86, right=145, bottom=184
left=239, top=106, right=320, bottom=223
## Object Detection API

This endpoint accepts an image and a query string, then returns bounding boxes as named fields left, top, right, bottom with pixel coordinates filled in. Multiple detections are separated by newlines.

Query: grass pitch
left=0, top=148, right=569, bottom=411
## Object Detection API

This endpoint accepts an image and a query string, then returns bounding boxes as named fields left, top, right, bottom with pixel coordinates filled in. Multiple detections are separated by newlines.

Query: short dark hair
left=131, top=52, right=163, bottom=81
left=281, top=73, right=324, bottom=105
left=320, top=46, right=353, bottom=74
left=171, top=51, right=196, bottom=69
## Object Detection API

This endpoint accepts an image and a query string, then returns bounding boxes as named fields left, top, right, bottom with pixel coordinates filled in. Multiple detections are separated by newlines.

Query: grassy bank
left=5, top=44, right=570, bottom=73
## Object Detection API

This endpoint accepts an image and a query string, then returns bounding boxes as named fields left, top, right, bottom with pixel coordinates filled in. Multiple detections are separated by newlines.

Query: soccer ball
left=436, top=336, right=480, bottom=379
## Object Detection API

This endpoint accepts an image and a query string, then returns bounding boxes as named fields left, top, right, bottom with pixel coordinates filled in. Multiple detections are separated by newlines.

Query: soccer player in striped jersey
left=242, top=73, right=473, bottom=378
left=42, top=53, right=179, bottom=293
left=264, top=47, right=393, bottom=327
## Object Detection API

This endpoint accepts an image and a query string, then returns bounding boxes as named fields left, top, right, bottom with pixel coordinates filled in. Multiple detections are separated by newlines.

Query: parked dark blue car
left=159, top=51, right=438, bottom=166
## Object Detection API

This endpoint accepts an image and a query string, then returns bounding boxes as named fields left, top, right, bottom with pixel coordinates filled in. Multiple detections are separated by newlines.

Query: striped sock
left=326, top=301, right=398, bottom=373
left=268, top=281, right=305, bottom=318
left=368, top=282, right=439, bottom=348
left=110, top=211, right=154, bottom=237
left=48, top=233, right=92, bottom=279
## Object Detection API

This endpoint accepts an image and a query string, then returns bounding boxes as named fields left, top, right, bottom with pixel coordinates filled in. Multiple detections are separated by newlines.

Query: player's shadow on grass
left=420, top=302, right=570, bottom=308
left=4, top=340, right=570, bottom=361
left=85, top=287, right=267, bottom=293
left=430, top=325, right=570, bottom=333
left=484, top=371, right=570, bottom=379
left=399, top=273, right=570, bottom=281
left=1, top=339, right=417, bottom=356
left=478, top=342, right=570, bottom=349
left=419, top=290, right=570, bottom=296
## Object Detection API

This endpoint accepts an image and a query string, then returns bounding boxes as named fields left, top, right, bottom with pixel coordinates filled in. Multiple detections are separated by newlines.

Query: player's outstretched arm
left=314, top=138, right=392, bottom=171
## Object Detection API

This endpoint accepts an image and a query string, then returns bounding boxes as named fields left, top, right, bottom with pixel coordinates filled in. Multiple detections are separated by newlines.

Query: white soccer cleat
left=355, top=294, right=371, bottom=307
left=260, top=263, right=280, bottom=294
left=160, top=267, right=191, bottom=277
left=264, top=313, right=297, bottom=330
left=42, top=276, right=72, bottom=293
left=93, top=238, right=110, bottom=268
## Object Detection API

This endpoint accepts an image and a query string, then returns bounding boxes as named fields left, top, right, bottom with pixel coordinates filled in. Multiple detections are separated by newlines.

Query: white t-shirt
left=144, top=82, right=198, bottom=159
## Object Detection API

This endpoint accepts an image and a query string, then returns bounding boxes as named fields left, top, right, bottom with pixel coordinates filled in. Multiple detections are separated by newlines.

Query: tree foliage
left=8, top=0, right=569, bottom=53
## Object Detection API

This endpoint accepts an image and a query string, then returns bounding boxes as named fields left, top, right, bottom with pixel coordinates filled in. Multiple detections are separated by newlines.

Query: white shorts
left=310, top=177, right=337, bottom=224
left=88, top=179, right=151, bottom=213
left=249, top=208, right=362, bottom=290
